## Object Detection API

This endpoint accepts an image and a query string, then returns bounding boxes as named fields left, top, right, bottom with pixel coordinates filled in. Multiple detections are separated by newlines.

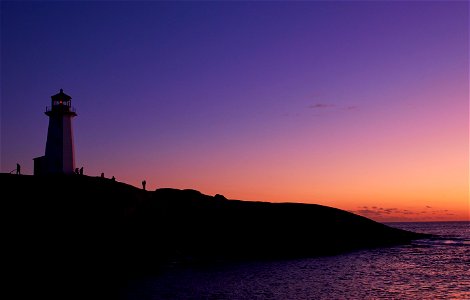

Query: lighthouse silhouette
left=34, top=89, right=77, bottom=175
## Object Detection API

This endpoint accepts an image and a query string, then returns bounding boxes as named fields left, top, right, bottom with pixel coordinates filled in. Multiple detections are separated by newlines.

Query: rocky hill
left=2, top=173, right=426, bottom=299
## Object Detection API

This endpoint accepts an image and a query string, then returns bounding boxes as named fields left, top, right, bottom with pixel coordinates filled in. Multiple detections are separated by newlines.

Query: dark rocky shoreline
left=2, top=173, right=428, bottom=299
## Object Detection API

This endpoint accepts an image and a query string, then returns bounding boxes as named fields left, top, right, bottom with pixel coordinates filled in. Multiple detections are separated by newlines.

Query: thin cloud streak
left=308, top=103, right=336, bottom=109
left=307, top=103, right=359, bottom=111
left=351, top=206, right=456, bottom=221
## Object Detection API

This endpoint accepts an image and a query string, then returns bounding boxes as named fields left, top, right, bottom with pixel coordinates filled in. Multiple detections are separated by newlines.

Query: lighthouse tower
left=34, top=89, right=77, bottom=175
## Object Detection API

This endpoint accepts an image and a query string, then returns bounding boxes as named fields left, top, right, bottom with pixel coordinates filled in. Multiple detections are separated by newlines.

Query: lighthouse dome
left=51, top=89, right=72, bottom=102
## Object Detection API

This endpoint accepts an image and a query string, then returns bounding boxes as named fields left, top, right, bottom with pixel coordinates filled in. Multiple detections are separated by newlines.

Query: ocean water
left=123, top=222, right=469, bottom=299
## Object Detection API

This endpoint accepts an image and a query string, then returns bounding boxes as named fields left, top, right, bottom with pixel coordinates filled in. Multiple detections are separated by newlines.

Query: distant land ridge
left=2, top=173, right=427, bottom=299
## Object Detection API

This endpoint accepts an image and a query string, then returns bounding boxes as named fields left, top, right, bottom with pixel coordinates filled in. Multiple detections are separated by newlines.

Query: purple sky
left=1, top=1, right=468, bottom=220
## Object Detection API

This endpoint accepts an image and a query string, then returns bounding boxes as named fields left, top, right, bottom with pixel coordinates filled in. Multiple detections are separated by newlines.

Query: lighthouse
left=34, top=89, right=77, bottom=175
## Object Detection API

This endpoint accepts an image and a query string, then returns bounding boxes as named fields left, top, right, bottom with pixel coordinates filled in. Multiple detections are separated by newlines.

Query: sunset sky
left=1, top=1, right=468, bottom=222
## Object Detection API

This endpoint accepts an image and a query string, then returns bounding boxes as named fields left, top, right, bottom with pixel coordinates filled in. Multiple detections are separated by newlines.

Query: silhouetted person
left=142, top=180, right=146, bottom=190
left=75, top=168, right=79, bottom=175
left=79, top=167, right=83, bottom=175
left=111, top=176, right=115, bottom=181
left=16, top=163, right=21, bottom=175
left=101, top=172, right=104, bottom=178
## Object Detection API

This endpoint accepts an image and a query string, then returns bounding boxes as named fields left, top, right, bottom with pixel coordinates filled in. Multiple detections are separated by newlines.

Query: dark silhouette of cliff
left=2, top=173, right=427, bottom=299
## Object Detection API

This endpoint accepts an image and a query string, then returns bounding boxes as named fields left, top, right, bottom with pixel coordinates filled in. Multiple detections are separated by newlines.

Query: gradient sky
left=1, top=1, right=468, bottom=222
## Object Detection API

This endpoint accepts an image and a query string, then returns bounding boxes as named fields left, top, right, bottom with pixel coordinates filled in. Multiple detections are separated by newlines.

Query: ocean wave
left=412, top=236, right=470, bottom=247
